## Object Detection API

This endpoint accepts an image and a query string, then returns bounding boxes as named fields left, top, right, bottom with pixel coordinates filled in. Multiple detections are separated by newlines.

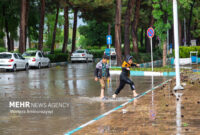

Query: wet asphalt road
left=0, top=63, right=171, bottom=135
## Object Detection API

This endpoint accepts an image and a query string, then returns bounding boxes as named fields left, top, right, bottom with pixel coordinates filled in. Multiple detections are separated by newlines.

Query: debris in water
left=185, top=128, right=189, bottom=131
left=183, top=123, right=189, bottom=127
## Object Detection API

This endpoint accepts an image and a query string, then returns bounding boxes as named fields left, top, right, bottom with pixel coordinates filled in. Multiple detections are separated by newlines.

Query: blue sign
left=105, top=48, right=110, bottom=56
left=147, top=27, right=154, bottom=38
left=106, top=35, right=112, bottom=45
left=170, top=43, right=173, bottom=49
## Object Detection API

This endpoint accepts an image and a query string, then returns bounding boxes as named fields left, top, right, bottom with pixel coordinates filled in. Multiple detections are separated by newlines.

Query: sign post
left=106, top=35, right=112, bottom=67
left=147, top=27, right=154, bottom=72
left=147, top=27, right=155, bottom=88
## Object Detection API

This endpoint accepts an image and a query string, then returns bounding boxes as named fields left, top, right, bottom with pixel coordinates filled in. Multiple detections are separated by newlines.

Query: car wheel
left=85, top=58, right=88, bottom=63
left=38, top=63, right=41, bottom=69
left=47, top=62, right=51, bottom=68
left=25, top=64, right=29, bottom=71
left=12, top=65, right=17, bottom=72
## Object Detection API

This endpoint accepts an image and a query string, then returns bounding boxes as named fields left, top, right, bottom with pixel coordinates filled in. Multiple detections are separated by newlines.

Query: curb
left=64, top=79, right=172, bottom=135
left=110, top=70, right=176, bottom=76
left=50, top=62, right=68, bottom=67
left=193, top=69, right=200, bottom=72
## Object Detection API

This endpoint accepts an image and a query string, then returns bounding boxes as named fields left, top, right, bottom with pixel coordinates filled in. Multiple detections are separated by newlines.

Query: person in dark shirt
left=112, top=55, right=139, bottom=98
left=95, top=55, right=110, bottom=99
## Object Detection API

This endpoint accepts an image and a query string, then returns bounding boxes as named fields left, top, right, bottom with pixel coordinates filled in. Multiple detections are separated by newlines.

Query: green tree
left=152, top=0, right=172, bottom=66
left=0, top=0, right=20, bottom=51
left=79, top=20, right=111, bottom=47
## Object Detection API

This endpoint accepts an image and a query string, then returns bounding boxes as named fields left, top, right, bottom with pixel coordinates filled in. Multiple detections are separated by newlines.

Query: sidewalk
left=68, top=71, right=200, bottom=135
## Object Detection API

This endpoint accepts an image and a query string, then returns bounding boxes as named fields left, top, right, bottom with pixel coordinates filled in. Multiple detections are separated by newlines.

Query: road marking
left=64, top=78, right=172, bottom=135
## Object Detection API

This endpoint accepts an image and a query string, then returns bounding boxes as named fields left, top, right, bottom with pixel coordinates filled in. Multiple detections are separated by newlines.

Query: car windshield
left=75, top=50, right=85, bottom=53
left=22, top=52, right=36, bottom=57
left=18, top=54, right=24, bottom=59
left=0, top=54, right=12, bottom=59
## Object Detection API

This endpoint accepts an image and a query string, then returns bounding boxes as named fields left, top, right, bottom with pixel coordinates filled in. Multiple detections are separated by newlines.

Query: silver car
left=22, top=50, right=50, bottom=69
left=0, top=52, right=29, bottom=72
left=104, top=48, right=116, bottom=59
left=71, top=49, right=93, bottom=63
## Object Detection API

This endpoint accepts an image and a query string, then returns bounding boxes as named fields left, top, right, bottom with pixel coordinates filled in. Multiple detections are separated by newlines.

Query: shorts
left=99, top=77, right=107, bottom=89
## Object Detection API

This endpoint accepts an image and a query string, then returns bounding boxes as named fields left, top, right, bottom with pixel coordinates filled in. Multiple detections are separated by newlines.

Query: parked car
left=0, top=52, right=29, bottom=72
left=22, top=50, right=50, bottom=69
left=104, top=48, right=116, bottom=59
left=71, top=49, right=93, bottom=63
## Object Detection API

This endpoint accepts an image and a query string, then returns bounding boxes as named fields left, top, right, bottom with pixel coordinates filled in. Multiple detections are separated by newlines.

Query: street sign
left=106, top=35, right=112, bottom=45
left=105, top=48, right=110, bottom=56
left=147, top=27, right=155, bottom=38
left=146, top=27, right=154, bottom=72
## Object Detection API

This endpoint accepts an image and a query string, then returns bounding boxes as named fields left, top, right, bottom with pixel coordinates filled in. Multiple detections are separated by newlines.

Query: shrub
left=45, top=53, right=69, bottom=63
left=0, top=47, right=6, bottom=52
left=27, top=48, right=37, bottom=51
left=84, top=46, right=100, bottom=50
left=88, top=49, right=105, bottom=58
left=174, top=46, right=200, bottom=58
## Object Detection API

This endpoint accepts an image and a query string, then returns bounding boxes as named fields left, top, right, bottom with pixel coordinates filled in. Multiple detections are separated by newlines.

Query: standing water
left=0, top=63, right=171, bottom=135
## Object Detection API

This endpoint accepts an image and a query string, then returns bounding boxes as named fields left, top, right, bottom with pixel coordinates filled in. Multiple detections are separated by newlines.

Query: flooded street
left=74, top=71, right=200, bottom=135
left=0, top=63, right=171, bottom=135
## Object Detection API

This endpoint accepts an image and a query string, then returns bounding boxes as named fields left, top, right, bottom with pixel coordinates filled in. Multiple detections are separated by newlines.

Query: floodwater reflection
left=175, top=92, right=183, bottom=135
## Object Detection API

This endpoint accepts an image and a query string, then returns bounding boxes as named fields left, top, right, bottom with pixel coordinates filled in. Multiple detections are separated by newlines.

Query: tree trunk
left=162, top=41, right=167, bottom=66
left=62, top=5, right=69, bottom=53
left=28, top=37, right=31, bottom=49
left=115, top=0, right=122, bottom=66
left=2, top=5, right=11, bottom=52
left=19, top=0, right=27, bottom=54
left=50, top=6, right=59, bottom=54
left=71, top=8, right=78, bottom=53
left=124, top=0, right=135, bottom=56
left=131, top=0, right=140, bottom=54
left=187, top=0, right=195, bottom=45
left=25, top=0, right=29, bottom=50
left=10, top=37, right=14, bottom=51
left=38, top=0, right=45, bottom=51
left=5, top=21, right=11, bottom=52
left=108, top=23, right=111, bottom=35
left=140, top=28, right=144, bottom=47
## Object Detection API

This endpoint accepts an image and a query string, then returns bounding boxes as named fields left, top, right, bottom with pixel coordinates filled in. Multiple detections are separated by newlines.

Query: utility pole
left=173, top=0, right=184, bottom=90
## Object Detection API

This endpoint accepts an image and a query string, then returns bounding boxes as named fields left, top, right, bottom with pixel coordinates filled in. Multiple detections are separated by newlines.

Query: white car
left=71, top=49, right=93, bottom=63
left=0, top=52, right=29, bottom=72
left=104, top=48, right=116, bottom=59
left=22, top=50, right=50, bottom=69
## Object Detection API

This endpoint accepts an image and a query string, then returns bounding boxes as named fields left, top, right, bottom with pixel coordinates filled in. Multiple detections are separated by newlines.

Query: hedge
left=178, top=46, right=200, bottom=58
left=88, top=49, right=105, bottom=58
left=46, top=53, right=69, bottom=63
left=0, top=47, right=6, bottom=52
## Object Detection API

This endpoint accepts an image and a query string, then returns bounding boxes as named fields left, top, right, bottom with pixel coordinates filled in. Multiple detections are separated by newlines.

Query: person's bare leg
left=133, top=90, right=138, bottom=97
left=100, top=89, right=104, bottom=99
